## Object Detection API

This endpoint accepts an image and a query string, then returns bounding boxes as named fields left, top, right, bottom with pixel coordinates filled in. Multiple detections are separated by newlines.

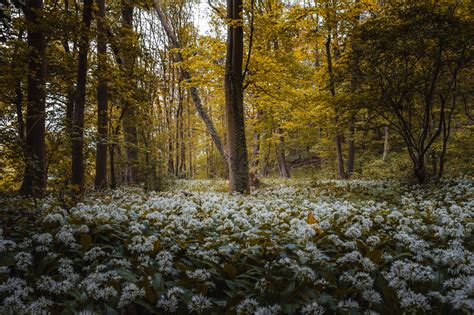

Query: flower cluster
left=0, top=178, right=472, bottom=314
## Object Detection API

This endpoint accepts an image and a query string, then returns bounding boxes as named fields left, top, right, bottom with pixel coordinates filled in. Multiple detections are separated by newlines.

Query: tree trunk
left=15, top=75, right=24, bottom=142
left=346, top=0, right=360, bottom=178
left=347, top=120, right=355, bottom=176
left=414, top=159, right=427, bottom=184
left=261, top=131, right=272, bottom=177
left=382, top=126, right=389, bottom=161
left=95, top=0, right=108, bottom=190
left=225, top=0, right=250, bottom=193
left=325, top=33, right=346, bottom=179
left=121, top=1, right=138, bottom=185
left=251, top=110, right=262, bottom=168
left=71, top=0, right=93, bottom=196
left=109, top=144, right=117, bottom=189
left=276, top=128, right=290, bottom=178
left=62, top=0, right=76, bottom=143
left=19, top=0, right=47, bottom=198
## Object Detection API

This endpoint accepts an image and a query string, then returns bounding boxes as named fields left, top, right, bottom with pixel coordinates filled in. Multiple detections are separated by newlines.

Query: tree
left=153, top=1, right=228, bottom=168
left=71, top=0, right=93, bottom=195
left=225, top=0, right=250, bottom=193
left=121, top=0, right=139, bottom=185
left=357, top=4, right=473, bottom=183
left=19, top=0, right=47, bottom=197
left=95, top=0, right=108, bottom=190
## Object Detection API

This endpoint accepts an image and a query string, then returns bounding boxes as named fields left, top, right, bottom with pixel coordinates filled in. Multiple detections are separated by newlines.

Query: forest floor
left=0, top=178, right=473, bottom=314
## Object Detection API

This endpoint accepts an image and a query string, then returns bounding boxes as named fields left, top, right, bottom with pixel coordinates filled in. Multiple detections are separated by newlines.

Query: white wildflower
left=118, top=283, right=145, bottom=308
left=187, top=294, right=212, bottom=313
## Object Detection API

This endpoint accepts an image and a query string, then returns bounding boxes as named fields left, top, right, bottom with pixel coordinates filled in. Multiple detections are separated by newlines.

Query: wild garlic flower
left=236, top=298, right=259, bottom=314
left=254, top=304, right=281, bottom=315
left=118, top=283, right=145, bottom=308
left=186, top=269, right=211, bottom=281
left=15, top=252, right=32, bottom=271
left=337, top=298, right=359, bottom=310
left=300, top=301, right=325, bottom=315
left=187, top=294, right=212, bottom=313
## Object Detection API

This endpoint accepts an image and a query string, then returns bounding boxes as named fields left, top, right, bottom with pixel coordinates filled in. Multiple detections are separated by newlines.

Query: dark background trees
left=356, top=4, right=473, bottom=183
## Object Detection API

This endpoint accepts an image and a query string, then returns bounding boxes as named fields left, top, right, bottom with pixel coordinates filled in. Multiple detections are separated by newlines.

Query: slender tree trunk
left=71, top=0, right=93, bottom=196
left=187, top=98, right=193, bottom=177
left=325, top=33, right=346, bottom=179
left=19, top=0, right=47, bottom=197
left=382, top=126, right=389, bottom=161
left=276, top=127, right=290, bottom=178
left=62, top=0, right=76, bottom=142
left=261, top=131, right=272, bottom=177
left=95, top=0, right=108, bottom=190
left=251, top=110, right=262, bottom=168
left=13, top=28, right=25, bottom=142
left=15, top=81, right=24, bottom=141
left=121, top=0, right=138, bottom=185
left=438, top=93, right=455, bottom=180
left=109, top=144, right=117, bottom=189
left=225, top=0, right=250, bottom=193
left=346, top=0, right=360, bottom=178
left=347, top=120, right=355, bottom=176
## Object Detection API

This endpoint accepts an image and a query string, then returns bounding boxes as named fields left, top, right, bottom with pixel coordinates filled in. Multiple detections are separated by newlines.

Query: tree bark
left=276, top=127, right=290, bottom=178
left=19, top=0, right=47, bottom=197
left=347, top=120, right=355, bottom=176
left=121, top=0, right=138, bottom=185
left=95, top=0, right=108, bottom=190
left=251, top=109, right=262, bottom=168
left=225, top=0, right=250, bottom=193
left=325, top=33, right=346, bottom=179
left=382, top=126, right=389, bottom=161
left=71, top=0, right=93, bottom=196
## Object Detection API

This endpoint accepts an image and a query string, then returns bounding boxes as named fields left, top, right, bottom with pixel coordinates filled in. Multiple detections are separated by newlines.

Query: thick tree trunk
left=21, top=5, right=46, bottom=192
left=71, top=0, right=93, bottom=196
left=276, top=128, right=290, bottom=178
left=225, top=0, right=250, bottom=193
left=19, top=0, right=47, bottom=197
left=95, top=0, right=108, bottom=190
left=414, top=159, right=427, bottom=184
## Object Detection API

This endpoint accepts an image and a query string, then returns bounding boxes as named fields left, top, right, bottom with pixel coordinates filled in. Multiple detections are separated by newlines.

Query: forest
left=0, top=0, right=473, bottom=314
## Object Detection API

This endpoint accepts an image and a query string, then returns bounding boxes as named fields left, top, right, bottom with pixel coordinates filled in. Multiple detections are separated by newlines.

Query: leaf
left=144, top=284, right=156, bottom=303
left=80, top=233, right=92, bottom=251
left=223, top=262, right=237, bottom=278
left=105, top=305, right=120, bottom=315
left=367, top=250, right=382, bottom=264
left=307, top=213, right=317, bottom=224
left=152, top=273, right=163, bottom=291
